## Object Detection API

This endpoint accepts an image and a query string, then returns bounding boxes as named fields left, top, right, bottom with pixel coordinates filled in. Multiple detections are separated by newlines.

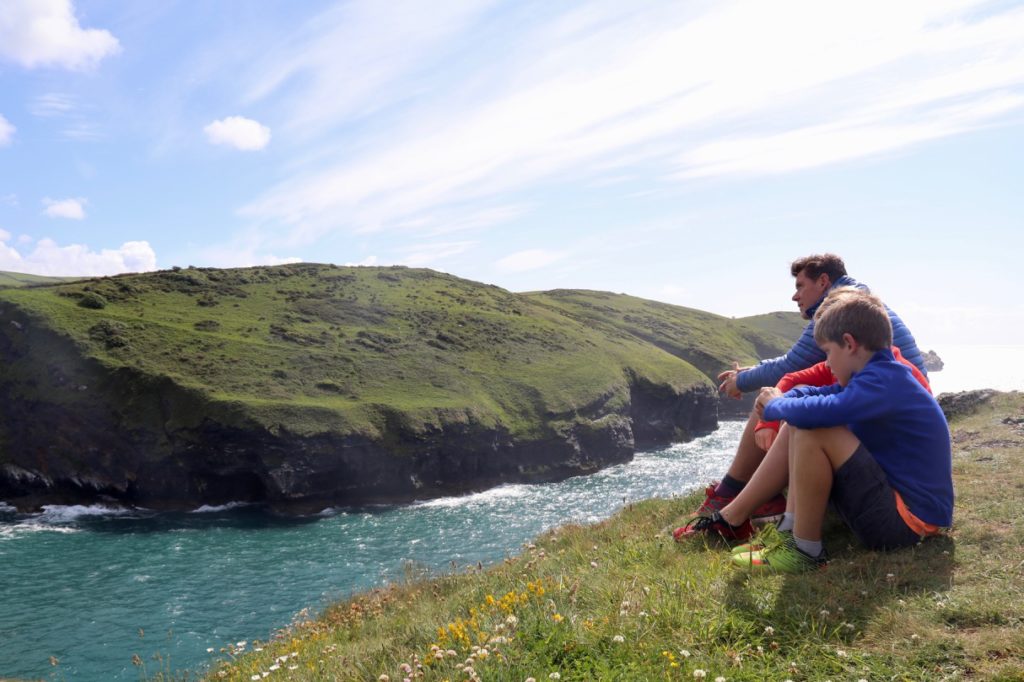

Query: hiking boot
left=695, top=482, right=734, bottom=516
left=673, top=511, right=754, bottom=542
left=750, top=494, right=787, bottom=526
left=731, top=526, right=791, bottom=555
left=731, top=534, right=827, bottom=573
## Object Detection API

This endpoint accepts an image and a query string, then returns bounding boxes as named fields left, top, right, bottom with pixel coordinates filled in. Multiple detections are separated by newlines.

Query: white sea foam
left=0, top=501, right=16, bottom=513
left=415, top=484, right=532, bottom=509
left=0, top=522, right=81, bottom=540
left=36, top=504, right=137, bottom=523
left=190, top=501, right=252, bottom=513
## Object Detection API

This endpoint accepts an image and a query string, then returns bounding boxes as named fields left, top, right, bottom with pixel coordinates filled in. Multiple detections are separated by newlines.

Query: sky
left=1, top=0, right=1023, bottom=351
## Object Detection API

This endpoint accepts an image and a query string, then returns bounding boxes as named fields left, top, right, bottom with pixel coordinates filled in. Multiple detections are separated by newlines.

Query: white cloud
left=30, top=93, right=77, bottom=117
left=244, top=0, right=495, bottom=136
left=42, top=197, right=87, bottom=220
left=18, top=234, right=33, bottom=244
left=344, top=256, right=379, bottom=267
left=0, top=193, right=17, bottom=207
left=203, top=116, right=271, bottom=151
left=397, top=241, right=476, bottom=268
left=0, top=0, right=120, bottom=71
left=238, top=0, right=1024, bottom=245
left=495, top=249, right=566, bottom=274
left=0, top=114, right=14, bottom=146
left=0, top=234, right=156, bottom=276
left=0, top=229, right=11, bottom=242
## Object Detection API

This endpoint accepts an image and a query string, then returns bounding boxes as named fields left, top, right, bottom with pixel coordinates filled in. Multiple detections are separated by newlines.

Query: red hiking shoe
left=673, top=511, right=754, bottom=542
left=695, top=482, right=734, bottom=516
left=751, top=494, right=787, bottom=526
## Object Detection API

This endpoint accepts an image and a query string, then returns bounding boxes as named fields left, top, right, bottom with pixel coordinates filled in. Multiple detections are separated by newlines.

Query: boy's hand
left=717, top=362, right=750, bottom=399
left=754, top=387, right=783, bottom=417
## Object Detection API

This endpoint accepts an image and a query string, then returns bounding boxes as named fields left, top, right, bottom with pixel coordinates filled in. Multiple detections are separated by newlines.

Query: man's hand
left=717, top=362, right=748, bottom=399
left=754, top=386, right=783, bottom=418
left=753, top=427, right=777, bottom=451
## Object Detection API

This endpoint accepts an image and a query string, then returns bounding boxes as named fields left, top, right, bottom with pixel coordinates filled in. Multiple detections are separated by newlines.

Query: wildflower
left=401, top=663, right=413, bottom=673
left=764, top=626, right=775, bottom=636
left=132, top=655, right=143, bottom=667
left=269, top=663, right=280, bottom=671
left=613, top=635, right=625, bottom=643
left=911, top=633, right=920, bottom=642
left=693, top=671, right=706, bottom=679
left=447, top=649, right=457, bottom=657
left=886, top=573, right=895, bottom=582
left=288, top=666, right=298, bottom=671
left=549, top=674, right=561, bottom=680
left=552, top=613, right=564, bottom=623
left=819, top=609, right=830, bottom=618
left=590, top=561, right=598, bottom=568
left=506, top=615, right=519, bottom=626
left=526, top=679, right=536, bottom=682
left=715, top=678, right=726, bottom=682
left=435, top=652, right=444, bottom=660
left=679, top=649, right=691, bottom=658
left=250, top=676, right=260, bottom=681
left=837, top=650, right=848, bottom=658
left=639, top=610, right=649, bottom=618
left=379, top=675, right=390, bottom=682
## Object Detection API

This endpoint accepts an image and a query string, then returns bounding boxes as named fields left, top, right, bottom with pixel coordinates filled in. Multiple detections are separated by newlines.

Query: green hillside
left=0, top=265, right=799, bottom=436
left=0, top=264, right=802, bottom=510
left=0, top=270, right=81, bottom=288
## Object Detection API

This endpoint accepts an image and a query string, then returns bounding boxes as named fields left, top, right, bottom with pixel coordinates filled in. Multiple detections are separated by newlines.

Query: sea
left=1, top=343, right=1020, bottom=681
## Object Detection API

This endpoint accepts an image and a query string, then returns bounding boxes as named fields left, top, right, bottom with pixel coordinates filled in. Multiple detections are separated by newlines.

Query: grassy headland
left=0, top=264, right=803, bottom=510
left=193, top=391, right=1024, bottom=681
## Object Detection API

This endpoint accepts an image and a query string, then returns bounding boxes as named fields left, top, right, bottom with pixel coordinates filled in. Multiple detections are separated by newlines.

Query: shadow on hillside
left=724, top=519, right=956, bottom=631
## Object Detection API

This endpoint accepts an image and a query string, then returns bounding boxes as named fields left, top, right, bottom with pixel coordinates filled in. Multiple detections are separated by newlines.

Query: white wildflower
left=693, top=670, right=706, bottom=679
left=549, top=674, right=561, bottom=680
left=612, top=635, right=625, bottom=643
left=764, top=626, right=775, bottom=636
left=679, top=649, right=691, bottom=658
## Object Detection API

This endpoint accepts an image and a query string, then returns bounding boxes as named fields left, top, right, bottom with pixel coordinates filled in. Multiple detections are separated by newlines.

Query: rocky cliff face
left=0, top=313, right=719, bottom=513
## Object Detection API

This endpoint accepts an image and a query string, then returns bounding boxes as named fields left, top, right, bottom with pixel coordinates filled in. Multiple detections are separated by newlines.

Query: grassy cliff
left=196, top=390, right=1024, bottom=681
left=0, top=265, right=799, bottom=436
left=0, top=264, right=803, bottom=510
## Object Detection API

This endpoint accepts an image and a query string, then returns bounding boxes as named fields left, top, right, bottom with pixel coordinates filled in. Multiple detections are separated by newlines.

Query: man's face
left=792, top=271, right=830, bottom=318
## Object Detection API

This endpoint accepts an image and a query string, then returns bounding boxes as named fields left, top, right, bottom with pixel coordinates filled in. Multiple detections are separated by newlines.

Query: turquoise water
left=0, top=421, right=743, bottom=681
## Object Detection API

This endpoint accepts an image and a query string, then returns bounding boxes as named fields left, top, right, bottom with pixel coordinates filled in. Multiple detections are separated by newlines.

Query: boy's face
left=820, top=337, right=862, bottom=387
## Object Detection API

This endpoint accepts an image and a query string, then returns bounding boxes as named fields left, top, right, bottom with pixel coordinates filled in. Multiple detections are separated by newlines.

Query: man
left=718, top=253, right=927, bottom=400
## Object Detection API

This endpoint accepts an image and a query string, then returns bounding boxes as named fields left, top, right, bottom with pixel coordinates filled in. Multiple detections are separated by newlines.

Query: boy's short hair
left=791, top=253, right=847, bottom=282
left=813, top=287, right=893, bottom=351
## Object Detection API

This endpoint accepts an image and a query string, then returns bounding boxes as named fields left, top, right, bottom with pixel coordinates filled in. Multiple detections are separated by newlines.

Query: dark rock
left=938, top=389, right=997, bottom=421
left=923, top=349, right=944, bottom=372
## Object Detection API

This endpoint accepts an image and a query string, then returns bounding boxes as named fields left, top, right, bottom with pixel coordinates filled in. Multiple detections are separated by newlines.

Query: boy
left=733, top=288, right=953, bottom=572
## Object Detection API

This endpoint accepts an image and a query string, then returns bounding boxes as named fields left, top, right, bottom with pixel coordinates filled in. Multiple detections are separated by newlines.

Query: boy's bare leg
left=719, top=424, right=790, bottom=525
left=724, top=410, right=769, bottom=482
left=788, top=426, right=861, bottom=542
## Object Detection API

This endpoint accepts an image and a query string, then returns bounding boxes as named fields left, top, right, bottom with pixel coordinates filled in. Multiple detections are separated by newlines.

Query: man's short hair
left=813, top=287, right=892, bottom=352
left=791, top=253, right=847, bottom=283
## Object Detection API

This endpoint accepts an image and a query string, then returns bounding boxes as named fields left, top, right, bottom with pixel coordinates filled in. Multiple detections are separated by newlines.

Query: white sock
left=794, top=535, right=823, bottom=558
left=777, top=512, right=794, bottom=532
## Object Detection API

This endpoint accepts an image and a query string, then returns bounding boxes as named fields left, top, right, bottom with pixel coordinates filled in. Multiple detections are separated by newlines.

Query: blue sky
left=1, top=0, right=1022, bottom=350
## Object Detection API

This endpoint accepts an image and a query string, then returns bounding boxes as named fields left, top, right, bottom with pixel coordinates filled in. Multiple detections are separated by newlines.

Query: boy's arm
left=763, top=374, right=892, bottom=429
left=755, top=361, right=837, bottom=434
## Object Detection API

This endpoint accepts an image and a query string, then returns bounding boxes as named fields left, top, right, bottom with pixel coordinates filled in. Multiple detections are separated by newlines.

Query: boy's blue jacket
left=763, top=348, right=953, bottom=527
left=735, top=276, right=927, bottom=392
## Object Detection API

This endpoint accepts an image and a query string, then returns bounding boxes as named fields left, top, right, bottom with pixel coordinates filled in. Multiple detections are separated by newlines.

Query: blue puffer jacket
left=735, top=276, right=928, bottom=393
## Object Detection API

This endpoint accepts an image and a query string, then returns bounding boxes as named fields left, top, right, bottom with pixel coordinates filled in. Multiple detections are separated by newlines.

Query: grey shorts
left=830, top=444, right=922, bottom=550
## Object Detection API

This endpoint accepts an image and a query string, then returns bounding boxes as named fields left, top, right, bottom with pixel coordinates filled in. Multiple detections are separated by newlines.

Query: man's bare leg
left=719, top=424, right=790, bottom=526
left=723, top=409, right=770, bottom=483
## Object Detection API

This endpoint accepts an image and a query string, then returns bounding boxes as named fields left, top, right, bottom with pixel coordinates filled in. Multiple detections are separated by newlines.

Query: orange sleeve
left=892, top=346, right=932, bottom=394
